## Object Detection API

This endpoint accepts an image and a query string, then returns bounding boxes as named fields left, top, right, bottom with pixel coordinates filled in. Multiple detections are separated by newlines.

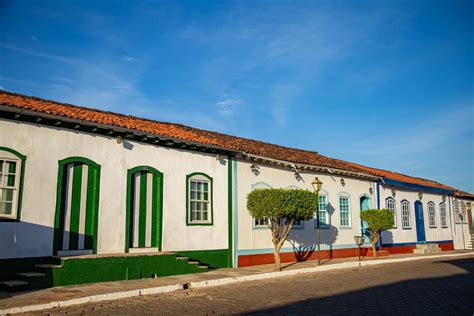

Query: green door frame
left=53, top=157, right=101, bottom=255
left=125, top=166, right=164, bottom=253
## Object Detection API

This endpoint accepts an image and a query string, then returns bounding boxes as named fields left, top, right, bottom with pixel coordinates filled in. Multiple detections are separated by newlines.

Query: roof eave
left=0, top=105, right=239, bottom=155
left=240, top=152, right=380, bottom=181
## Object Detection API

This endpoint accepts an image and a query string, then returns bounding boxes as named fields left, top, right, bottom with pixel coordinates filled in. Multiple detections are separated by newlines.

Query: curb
left=1, top=252, right=472, bottom=315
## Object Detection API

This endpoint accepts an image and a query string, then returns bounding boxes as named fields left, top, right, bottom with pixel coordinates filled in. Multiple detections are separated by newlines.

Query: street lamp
left=311, top=177, right=323, bottom=265
left=354, top=235, right=364, bottom=263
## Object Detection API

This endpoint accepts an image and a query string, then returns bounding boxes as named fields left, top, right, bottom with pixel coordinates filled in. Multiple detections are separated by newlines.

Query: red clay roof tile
left=0, top=90, right=470, bottom=195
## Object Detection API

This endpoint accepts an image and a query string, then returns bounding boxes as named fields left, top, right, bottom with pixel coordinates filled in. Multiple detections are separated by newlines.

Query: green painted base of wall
left=176, top=249, right=229, bottom=268
left=1, top=253, right=207, bottom=291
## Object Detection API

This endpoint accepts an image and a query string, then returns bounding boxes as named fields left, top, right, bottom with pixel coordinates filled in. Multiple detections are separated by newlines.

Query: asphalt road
left=27, top=256, right=474, bottom=315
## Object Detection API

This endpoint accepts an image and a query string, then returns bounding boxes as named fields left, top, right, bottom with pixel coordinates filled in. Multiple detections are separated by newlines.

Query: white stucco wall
left=0, top=119, right=229, bottom=259
left=235, top=160, right=376, bottom=254
left=450, top=197, right=473, bottom=249
left=379, top=185, right=453, bottom=245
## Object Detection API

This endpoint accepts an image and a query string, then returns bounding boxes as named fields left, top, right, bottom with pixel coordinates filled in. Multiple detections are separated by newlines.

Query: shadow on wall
left=0, top=221, right=65, bottom=291
left=286, top=202, right=341, bottom=262
left=0, top=221, right=210, bottom=294
left=242, top=257, right=474, bottom=315
left=0, top=221, right=56, bottom=262
left=287, top=223, right=339, bottom=262
left=380, top=229, right=394, bottom=246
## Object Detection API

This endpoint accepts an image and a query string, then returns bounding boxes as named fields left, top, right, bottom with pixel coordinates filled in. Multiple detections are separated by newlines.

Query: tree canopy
left=247, top=188, right=317, bottom=270
left=247, top=188, right=317, bottom=222
left=360, top=209, right=394, bottom=257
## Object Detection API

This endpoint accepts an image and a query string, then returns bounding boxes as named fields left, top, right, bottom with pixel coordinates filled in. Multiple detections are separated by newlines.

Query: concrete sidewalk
left=1, top=251, right=473, bottom=315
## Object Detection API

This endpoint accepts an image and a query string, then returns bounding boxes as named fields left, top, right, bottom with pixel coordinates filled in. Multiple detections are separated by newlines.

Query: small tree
left=360, top=209, right=394, bottom=257
left=247, top=188, right=317, bottom=271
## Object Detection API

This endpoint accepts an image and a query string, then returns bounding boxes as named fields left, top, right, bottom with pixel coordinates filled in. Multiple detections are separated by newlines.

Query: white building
left=0, top=91, right=472, bottom=288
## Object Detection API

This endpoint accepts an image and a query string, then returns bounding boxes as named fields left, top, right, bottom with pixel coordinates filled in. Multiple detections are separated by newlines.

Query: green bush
left=247, top=188, right=317, bottom=270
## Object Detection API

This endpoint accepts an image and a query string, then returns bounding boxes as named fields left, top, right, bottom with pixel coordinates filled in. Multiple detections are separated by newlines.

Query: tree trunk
left=273, top=247, right=281, bottom=271
left=371, top=231, right=379, bottom=258
left=270, top=219, right=293, bottom=271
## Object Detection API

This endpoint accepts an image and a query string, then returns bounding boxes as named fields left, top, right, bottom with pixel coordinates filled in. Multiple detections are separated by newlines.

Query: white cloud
left=121, top=55, right=137, bottom=62
left=51, top=76, right=73, bottom=83
left=0, top=75, right=70, bottom=90
left=269, top=83, right=301, bottom=127
left=1, top=43, right=226, bottom=132
left=216, top=96, right=241, bottom=117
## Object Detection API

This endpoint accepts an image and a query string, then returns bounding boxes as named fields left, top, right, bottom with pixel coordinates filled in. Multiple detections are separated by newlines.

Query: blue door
left=360, top=197, right=371, bottom=243
left=414, top=201, right=426, bottom=243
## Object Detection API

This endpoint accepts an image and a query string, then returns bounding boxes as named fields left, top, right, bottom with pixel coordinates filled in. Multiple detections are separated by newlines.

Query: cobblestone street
left=23, top=256, right=473, bottom=315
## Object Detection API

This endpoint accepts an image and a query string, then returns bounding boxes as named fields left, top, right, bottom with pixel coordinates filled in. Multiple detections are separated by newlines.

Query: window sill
left=252, top=226, right=270, bottom=230
left=339, top=226, right=352, bottom=229
left=187, top=222, right=213, bottom=226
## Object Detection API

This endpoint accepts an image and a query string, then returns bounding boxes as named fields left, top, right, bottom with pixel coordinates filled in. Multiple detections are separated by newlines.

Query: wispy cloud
left=184, top=4, right=407, bottom=127
left=120, top=55, right=137, bottom=62
left=270, top=83, right=301, bottom=127
left=376, top=103, right=473, bottom=158
left=216, top=95, right=241, bottom=117
left=51, top=76, right=73, bottom=83
left=0, top=43, right=76, bottom=64
left=0, top=75, right=71, bottom=90
left=1, top=42, right=225, bottom=131
left=337, top=100, right=474, bottom=173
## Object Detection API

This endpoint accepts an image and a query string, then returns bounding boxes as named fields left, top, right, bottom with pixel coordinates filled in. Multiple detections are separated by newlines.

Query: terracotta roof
left=0, top=91, right=369, bottom=175
left=0, top=90, right=471, bottom=196
left=341, top=160, right=455, bottom=191
left=454, top=190, right=474, bottom=200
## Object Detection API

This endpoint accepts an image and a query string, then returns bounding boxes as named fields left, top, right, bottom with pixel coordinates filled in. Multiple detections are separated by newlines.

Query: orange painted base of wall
left=238, top=247, right=370, bottom=267
left=381, top=245, right=415, bottom=254
left=439, top=243, right=455, bottom=251
left=367, top=250, right=389, bottom=257
left=237, top=242, right=454, bottom=267
left=381, top=242, right=455, bottom=254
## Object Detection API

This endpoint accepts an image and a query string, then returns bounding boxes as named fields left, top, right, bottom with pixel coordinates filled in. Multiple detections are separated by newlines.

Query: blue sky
left=1, top=0, right=473, bottom=192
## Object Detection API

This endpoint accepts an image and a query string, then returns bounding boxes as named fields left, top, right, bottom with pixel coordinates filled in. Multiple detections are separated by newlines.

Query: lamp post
left=311, top=177, right=323, bottom=265
left=354, top=235, right=363, bottom=262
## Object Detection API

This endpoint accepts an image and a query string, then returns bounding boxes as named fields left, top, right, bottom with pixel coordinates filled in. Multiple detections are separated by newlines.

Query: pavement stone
left=1, top=251, right=473, bottom=315
left=26, top=255, right=474, bottom=315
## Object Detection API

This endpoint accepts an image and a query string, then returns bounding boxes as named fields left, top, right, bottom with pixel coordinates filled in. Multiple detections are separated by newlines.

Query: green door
left=53, top=158, right=101, bottom=255
left=125, top=166, right=163, bottom=252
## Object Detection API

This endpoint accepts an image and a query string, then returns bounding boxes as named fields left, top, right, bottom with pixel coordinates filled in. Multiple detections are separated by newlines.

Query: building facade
left=0, top=91, right=472, bottom=280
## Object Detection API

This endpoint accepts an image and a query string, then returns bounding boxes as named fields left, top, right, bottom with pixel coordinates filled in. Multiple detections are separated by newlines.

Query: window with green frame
left=187, top=173, right=213, bottom=225
left=0, top=147, right=26, bottom=220
left=314, top=194, right=328, bottom=227
left=339, top=195, right=350, bottom=227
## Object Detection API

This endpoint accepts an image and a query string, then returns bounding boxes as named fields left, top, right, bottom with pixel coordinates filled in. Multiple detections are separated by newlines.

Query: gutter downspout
left=448, top=196, right=455, bottom=248
left=376, top=180, right=381, bottom=210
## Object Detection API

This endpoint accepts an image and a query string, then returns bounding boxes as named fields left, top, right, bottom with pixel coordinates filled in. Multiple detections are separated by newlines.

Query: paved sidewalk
left=1, top=251, right=473, bottom=315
